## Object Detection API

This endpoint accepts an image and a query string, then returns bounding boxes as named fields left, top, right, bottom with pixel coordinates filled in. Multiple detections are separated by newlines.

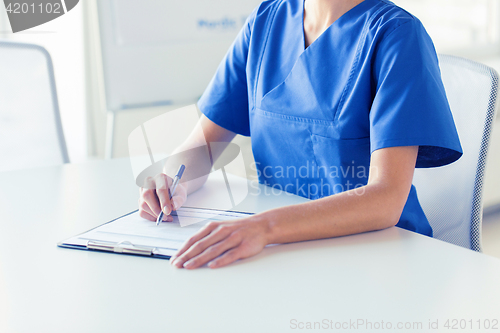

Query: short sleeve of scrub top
left=370, top=17, right=462, bottom=167
left=196, top=7, right=257, bottom=136
left=197, top=0, right=463, bottom=237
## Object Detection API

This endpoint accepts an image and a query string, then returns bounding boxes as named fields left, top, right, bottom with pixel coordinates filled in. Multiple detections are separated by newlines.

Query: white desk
left=1, top=159, right=499, bottom=332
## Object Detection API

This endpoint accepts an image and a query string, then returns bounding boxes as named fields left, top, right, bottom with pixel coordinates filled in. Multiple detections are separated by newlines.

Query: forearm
left=258, top=182, right=408, bottom=245
left=162, top=114, right=236, bottom=196
left=170, top=146, right=418, bottom=269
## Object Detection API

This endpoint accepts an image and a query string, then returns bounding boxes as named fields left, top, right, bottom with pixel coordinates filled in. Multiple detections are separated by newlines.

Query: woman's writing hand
left=138, top=174, right=188, bottom=222
left=170, top=216, right=270, bottom=269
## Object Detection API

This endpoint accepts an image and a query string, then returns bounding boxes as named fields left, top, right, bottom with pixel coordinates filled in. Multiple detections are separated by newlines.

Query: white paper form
left=62, top=207, right=252, bottom=257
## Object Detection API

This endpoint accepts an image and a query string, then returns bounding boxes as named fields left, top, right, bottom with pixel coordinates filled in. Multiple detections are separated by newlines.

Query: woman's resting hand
left=170, top=216, right=269, bottom=269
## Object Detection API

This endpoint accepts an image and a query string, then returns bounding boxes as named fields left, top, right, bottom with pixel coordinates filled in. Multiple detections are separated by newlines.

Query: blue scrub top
left=198, top=0, right=463, bottom=237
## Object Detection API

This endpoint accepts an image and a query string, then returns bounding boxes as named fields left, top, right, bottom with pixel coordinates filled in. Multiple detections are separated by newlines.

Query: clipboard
left=58, top=207, right=253, bottom=260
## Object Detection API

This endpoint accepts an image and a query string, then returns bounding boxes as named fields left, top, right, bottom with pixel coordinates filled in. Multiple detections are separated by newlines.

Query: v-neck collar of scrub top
left=256, top=0, right=380, bottom=130
left=300, top=0, right=372, bottom=51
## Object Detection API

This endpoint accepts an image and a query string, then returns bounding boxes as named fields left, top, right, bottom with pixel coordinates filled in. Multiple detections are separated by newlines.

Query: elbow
left=370, top=185, right=408, bottom=230
left=384, top=210, right=403, bottom=229
left=373, top=206, right=403, bottom=230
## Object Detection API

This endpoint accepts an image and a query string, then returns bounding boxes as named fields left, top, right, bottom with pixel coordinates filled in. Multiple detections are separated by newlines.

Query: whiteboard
left=97, top=0, right=262, bottom=111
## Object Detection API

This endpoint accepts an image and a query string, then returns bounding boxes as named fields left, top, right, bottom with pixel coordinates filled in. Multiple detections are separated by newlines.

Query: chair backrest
left=413, top=55, right=499, bottom=251
left=0, top=40, right=69, bottom=172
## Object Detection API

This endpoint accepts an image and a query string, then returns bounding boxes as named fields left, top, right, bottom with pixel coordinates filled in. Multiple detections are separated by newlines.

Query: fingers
left=138, top=184, right=156, bottom=221
left=207, top=248, right=243, bottom=269
left=154, top=174, right=173, bottom=215
left=170, top=218, right=268, bottom=269
left=170, top=222, right=220, bottom=263
left=139, top=208, right=156, bottom=222
left=182, top=233, right=242, bottom=269
left=139, top=174, right=177, bottom=222
left=142, top=177, right=161, bottom=217
left=139, top=197, right=155, bottom=216
left=171, top=224, right=238, bottom=268
left=139, top=196, right=173, bottom=221
left=141, top=173, right=186, bottom=217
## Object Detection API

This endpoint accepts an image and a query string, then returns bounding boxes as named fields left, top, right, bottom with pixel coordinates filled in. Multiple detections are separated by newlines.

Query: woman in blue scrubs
left=139, top=0, right=462, bottom=269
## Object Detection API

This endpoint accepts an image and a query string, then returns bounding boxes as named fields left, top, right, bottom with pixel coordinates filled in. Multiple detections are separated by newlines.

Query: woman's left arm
left=170, top=146, right=419, bottom=269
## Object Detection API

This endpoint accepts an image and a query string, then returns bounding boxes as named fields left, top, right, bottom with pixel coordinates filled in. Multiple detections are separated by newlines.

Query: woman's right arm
left=138, top=114, right=236, bottom=222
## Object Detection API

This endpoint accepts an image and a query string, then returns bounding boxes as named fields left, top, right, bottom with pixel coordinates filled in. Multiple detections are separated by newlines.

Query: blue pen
left=156, top=164, right=185, bottom=226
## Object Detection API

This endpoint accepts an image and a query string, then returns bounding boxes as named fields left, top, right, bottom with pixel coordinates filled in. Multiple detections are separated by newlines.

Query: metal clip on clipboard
left=87, top=240, right=156, bottom=256
left=58, top=208, right=254, bottom=260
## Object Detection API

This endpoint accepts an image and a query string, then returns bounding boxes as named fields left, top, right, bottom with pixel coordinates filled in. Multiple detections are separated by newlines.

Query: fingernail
left=208, top=261, right=216, bottom=268
left=163, top=206, right=169, bottom=214
left=183, top=260, right=193, bottom=268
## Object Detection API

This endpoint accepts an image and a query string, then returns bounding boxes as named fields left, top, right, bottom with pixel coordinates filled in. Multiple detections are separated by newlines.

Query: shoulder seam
left=375, top=0, right=416, bottom=20
left=383, top=17, right=415, bottom=40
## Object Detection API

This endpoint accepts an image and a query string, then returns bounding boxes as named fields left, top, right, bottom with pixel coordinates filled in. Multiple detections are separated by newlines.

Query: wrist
left=249, top=210, right=278, bottom=246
